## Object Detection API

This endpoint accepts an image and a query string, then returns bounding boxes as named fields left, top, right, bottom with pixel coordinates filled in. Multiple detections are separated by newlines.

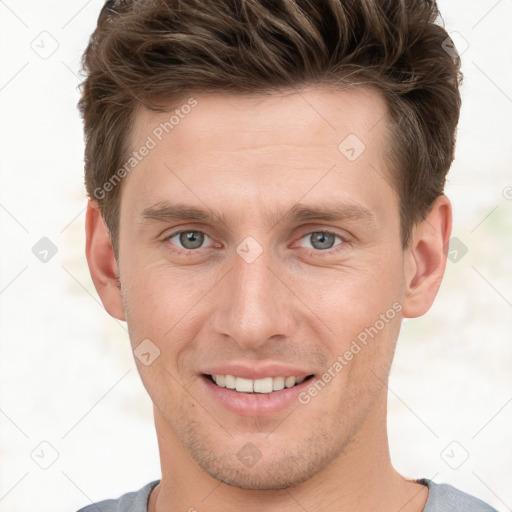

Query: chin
left=183, top=427, right=342, bottom=491
left=197, top=458, right=319, bottom=490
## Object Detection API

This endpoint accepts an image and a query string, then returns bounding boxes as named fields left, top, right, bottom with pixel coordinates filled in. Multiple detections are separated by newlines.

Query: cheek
left=294, top=259, right=404, bottom=339
left=120, top=262, right=218, bottom=395
left=301, top=295, right=402, bottom=421
left=121, top=259, right=215, bottom=337
left=292, top=259, right=404, bottom=396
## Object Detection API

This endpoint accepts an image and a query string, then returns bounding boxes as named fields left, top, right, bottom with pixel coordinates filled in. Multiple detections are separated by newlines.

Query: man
left=77, top=0, right=498, bottom=511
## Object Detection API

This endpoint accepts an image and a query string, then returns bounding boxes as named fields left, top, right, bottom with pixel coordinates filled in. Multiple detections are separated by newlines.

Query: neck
left=149, top=396, right=428, bottom=512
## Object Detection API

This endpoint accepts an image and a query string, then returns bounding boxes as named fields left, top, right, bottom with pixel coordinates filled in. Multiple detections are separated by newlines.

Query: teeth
left=235, top=377, right=253, bottom=393
left=284, top=376, right=296, bottom=388
left=211, top=374, right=307, bottom=393
left=253, top=377, right=273, bottom=393
left=273, top=376, right=285, bottom=391
left=224, top=375, right=236, bottom=389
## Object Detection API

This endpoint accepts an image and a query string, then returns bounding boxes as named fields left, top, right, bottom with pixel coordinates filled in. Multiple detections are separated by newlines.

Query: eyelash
left=163, top=229, right=347, bottom=257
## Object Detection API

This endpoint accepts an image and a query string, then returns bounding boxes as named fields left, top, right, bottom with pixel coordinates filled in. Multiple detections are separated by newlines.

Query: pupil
left=311, top=232, right=335, bottom=250
left=180, top=231, right=204, bottom=249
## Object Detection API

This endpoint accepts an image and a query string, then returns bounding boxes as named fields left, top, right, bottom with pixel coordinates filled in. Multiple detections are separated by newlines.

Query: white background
left=0, top=1, right=511, bottom=511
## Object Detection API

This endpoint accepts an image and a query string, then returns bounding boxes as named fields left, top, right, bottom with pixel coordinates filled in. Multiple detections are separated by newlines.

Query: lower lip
left=200, top=375, right=312, bottom=417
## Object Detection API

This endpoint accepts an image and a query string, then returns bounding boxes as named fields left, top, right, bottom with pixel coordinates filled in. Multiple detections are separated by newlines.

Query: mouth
left=204, top=374, right=315, bottom=394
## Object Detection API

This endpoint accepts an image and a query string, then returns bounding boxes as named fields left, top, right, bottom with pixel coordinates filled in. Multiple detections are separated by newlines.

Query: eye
left=299, top=231, right=343, bottom=251
left=167, top=230, right=212, bottom=250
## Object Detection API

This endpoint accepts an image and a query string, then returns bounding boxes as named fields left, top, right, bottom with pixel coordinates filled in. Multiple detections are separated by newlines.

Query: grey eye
left=302, top=231, right=341, bottom=250
left=173, top=231, right=207, bottom=249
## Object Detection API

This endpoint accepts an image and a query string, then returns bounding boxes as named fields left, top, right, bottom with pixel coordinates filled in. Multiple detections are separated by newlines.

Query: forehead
left=132, top=85, right=389, bottom=154
left=121, top=86, right=396, bottom=222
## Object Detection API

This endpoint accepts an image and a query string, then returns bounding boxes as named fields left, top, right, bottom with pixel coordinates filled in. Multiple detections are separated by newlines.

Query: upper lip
left=201, top=363, right=313, bottom=380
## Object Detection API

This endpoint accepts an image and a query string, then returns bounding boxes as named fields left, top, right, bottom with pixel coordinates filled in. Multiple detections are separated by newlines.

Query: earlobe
left=85, top=199, right=126, bottom=321
left=402, top=196, right=452, bottom=318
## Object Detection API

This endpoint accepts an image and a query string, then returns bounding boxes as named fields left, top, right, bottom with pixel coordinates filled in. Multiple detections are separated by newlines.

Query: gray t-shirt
left=76, top=478, right=499, bottom=511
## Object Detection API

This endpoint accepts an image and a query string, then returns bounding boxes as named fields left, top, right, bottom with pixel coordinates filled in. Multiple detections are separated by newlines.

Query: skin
left=86, top=86, right=451, bottom=512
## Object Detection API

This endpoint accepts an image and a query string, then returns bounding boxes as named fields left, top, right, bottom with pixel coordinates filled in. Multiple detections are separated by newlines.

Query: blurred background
left=0, top=1, right=511, bottom=511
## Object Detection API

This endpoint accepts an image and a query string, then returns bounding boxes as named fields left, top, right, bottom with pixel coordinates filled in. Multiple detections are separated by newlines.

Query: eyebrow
left=281, top=203, right=376, bottom=225
left=140, top=202, right=224, bottom=224
left=139, top=201, right=377, bottom=228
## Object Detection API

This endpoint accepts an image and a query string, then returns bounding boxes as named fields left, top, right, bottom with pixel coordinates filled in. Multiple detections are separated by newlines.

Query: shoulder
left=75, top=480, right=160, bottom=512
left=421, top=479, right=499, bottom=512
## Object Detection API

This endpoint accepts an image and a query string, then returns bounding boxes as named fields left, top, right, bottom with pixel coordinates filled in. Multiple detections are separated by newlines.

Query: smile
left=207, top=374, right=313, bottom=393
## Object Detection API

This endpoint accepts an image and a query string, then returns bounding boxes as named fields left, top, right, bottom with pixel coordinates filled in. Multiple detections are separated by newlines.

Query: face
left=116, top=86, right=407, bottom=489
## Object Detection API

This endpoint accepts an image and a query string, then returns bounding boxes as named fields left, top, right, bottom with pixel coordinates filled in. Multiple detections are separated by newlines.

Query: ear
left=85, top=199, right=126, bottom=321
left=402, top=195, right=452, bottom=318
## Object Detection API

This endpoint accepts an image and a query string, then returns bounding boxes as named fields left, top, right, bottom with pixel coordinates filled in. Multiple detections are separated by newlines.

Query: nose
left=211, top=245, right=295, bottom=350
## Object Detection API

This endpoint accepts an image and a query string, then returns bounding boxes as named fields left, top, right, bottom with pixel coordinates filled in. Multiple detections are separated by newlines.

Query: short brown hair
left=79, top=0, right=462, bottom=255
